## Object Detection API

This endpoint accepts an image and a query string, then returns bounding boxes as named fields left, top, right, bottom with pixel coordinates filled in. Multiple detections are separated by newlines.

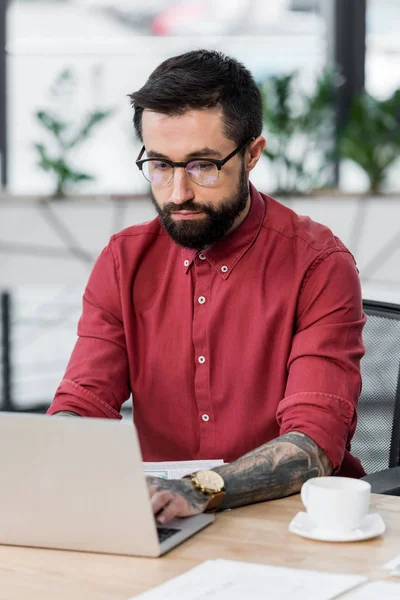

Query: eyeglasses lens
left=186, top=161, right=219, bottom=186
left=143, top=161, right=173, bottom=187
left=142, top=160, right=219, bottom=187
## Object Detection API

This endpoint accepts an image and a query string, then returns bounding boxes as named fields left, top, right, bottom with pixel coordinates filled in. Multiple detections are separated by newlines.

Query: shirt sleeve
left=47, top=238, right=129, bottom=419
left=276, top=249, right=366, bottom=471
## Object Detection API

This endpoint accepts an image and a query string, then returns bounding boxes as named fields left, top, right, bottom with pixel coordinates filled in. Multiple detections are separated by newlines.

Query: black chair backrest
left=351, top=300, right=400, bottom=474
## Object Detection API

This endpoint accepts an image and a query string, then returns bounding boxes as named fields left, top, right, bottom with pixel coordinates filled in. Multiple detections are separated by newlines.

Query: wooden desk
left=1, top=493, right=399, bottom=600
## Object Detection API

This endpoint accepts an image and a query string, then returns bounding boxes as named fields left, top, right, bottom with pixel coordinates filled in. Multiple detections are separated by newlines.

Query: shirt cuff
left=276, top=391, right=356, bottom=471
left=47, top=378, right=122, bottom=420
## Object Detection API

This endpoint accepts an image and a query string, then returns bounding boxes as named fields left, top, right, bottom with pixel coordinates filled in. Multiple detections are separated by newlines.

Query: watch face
left=195, top=470, right=224, bottom=492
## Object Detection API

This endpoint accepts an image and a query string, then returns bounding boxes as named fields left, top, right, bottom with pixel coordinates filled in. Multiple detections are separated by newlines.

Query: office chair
left=351, top=300, right=400, bottom=495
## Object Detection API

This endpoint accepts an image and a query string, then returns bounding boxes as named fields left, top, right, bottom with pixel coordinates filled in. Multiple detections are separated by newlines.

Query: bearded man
left=48, top=49, right=366, bottom=524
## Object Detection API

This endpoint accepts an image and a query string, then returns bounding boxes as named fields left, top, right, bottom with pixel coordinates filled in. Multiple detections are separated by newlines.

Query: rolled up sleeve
left=47, top=238, right=129, bottom=419
left=276, top=249, right=366, bottom=471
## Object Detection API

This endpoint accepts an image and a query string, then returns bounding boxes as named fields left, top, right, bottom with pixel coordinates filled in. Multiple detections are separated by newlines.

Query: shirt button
left=184, top=260, right=190, bottom=267
left=198, top=296, right=206, bottom=304
left=221, top=265, right=228, bottom=273
left=202, top=414, right=210, bottom=422
left=199, top=253, right=206, bottom=260
left=198, top=356, right=206, bottom=364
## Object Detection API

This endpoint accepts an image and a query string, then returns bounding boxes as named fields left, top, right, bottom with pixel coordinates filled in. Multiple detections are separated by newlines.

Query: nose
left=169, top=167, right=195, bottom=205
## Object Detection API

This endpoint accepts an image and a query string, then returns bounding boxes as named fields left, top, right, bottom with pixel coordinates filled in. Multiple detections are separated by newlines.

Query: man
left=48, top=50, right=366, bottom=525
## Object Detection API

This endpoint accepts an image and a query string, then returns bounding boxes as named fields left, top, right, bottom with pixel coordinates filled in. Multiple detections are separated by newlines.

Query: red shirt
left=48, top=184, right=366, bottom=477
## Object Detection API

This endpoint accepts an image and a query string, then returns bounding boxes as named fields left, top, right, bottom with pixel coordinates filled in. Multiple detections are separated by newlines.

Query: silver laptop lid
left=0, top=413, right=161, bottom=556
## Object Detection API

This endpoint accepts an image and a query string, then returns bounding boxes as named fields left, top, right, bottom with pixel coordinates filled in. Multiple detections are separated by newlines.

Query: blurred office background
left=1, top=0, right=400, bottom=412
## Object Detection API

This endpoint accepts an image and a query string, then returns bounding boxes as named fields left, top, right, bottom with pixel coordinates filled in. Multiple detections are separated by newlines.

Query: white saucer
left=288, top=512, right=385, bottom=542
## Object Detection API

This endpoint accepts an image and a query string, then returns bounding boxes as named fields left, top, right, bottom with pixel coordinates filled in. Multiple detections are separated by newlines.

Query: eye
left=194, top=161, right=215, bottom=171
left=152, top=161, right=169, bottom=170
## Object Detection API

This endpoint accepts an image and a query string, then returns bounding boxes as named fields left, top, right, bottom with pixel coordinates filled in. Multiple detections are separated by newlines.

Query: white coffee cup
left=301, top=477, right=371, bottom=533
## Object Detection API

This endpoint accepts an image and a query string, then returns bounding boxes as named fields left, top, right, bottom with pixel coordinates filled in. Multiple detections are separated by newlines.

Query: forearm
left=214, top=432, right=333, bottom=510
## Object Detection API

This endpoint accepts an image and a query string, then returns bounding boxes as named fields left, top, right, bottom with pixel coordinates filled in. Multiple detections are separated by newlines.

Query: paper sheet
left=345, top=581, right=400, bottom=598
left=131, top=559, right=367, bottom=600
left=142, top=459, right=224, bottom=480
left=383, top=553, right=400, bottom=577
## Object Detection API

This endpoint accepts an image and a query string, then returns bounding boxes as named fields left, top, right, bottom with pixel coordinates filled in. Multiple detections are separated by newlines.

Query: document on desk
left=345, top=581, right=400, bottom=598
left=383, top=553, right=400, bottom=576
left=131, top=559, right=367, bottom=600
left=142, top=459, right=224, bottom=480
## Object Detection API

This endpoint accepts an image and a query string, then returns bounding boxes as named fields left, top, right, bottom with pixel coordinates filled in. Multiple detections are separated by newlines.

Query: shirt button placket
left=192, top=255, right=214, bottom=456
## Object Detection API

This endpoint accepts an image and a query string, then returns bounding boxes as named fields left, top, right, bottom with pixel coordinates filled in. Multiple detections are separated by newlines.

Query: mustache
left=163, top=200, right=213, bottom=215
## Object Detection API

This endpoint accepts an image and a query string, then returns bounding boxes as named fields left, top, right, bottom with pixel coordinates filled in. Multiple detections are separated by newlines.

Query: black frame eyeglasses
left=135, top=137, right=254, bottom=188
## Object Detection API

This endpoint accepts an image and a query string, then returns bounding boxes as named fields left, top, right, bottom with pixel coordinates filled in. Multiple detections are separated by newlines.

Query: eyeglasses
left=135, top=137, right=254, bottom=188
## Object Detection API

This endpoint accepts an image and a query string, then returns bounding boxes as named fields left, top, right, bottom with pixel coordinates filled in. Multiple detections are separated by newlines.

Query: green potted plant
left=340, top=89, right=400, bottom=194
left=259, top=69, right=337, bottom=195
left=33, top=67, right=115, bottom=198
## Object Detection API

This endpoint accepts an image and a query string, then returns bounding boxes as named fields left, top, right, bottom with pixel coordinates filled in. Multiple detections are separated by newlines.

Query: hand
left=147, top=476, right=209, bottom=525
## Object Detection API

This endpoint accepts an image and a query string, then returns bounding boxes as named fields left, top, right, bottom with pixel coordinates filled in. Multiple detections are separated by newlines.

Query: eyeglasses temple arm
left=220, top=137, right=255, bottom=165
left=136, top=146, right=146, bottom=162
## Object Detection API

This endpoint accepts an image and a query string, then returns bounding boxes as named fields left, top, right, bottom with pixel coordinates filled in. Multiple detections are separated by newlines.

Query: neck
left=228, top=192, right=251, bottom=236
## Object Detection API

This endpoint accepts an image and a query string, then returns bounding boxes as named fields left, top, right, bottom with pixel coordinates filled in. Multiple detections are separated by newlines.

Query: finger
left=156, top=498, right=181, bottom=525
left=151, top=490, right=173, bottom=515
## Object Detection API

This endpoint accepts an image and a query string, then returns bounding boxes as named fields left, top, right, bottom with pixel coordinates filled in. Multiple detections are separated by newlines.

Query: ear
left=246, top=136, right=266, bottom=172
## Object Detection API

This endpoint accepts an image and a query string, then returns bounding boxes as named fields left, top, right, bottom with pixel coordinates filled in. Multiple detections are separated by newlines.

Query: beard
left=151, top=163, right=250, bottom=249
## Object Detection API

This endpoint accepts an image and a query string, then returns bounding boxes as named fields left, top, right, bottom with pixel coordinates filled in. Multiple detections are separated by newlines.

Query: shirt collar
left=181, top=182, right=266, bottom=279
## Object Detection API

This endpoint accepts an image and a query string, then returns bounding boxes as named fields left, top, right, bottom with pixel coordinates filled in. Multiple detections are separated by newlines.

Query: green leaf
left=36, top=110, right=68, bottom=139
left=67, top=109, right=114, bottom=149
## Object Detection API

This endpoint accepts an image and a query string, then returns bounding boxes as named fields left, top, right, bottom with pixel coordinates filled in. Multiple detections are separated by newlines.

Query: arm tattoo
left=213, top=432, right=333, bottom=510
left=147, top=477, right=209, bottom=512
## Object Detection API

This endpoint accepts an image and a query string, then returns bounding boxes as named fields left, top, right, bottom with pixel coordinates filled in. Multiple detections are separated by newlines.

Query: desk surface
left=1, top=493, right=399, bottom=600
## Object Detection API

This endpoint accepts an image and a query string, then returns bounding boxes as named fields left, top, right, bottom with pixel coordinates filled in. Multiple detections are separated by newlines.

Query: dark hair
left=129, top=49, right=263, bottom=146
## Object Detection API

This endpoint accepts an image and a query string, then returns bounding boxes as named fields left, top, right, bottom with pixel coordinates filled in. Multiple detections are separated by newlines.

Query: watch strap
left=204, top=489, right=226, bottom=512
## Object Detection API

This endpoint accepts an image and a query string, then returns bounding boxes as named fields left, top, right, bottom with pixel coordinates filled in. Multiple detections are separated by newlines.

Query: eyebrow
left=146, top=147, right=224, bottom=160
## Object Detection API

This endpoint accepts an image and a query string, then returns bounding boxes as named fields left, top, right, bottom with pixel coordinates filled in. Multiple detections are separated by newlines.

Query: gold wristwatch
left=184, top=470, right=226, bottom=512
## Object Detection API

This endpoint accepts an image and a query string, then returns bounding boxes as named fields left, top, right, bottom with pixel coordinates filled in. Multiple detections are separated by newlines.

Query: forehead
left=141, top=108, right=230, bottom=157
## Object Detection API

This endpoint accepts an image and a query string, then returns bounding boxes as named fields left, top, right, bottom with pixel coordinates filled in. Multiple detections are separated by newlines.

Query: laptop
left=0, top=412, right=215, bottom=557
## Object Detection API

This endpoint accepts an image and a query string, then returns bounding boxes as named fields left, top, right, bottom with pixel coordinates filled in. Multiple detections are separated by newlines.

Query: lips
left=171, top=211, right=205, bottom=220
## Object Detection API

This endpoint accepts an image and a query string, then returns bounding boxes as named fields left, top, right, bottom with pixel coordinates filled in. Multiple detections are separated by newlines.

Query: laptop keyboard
left=157, top=527, right=180, bottom=543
